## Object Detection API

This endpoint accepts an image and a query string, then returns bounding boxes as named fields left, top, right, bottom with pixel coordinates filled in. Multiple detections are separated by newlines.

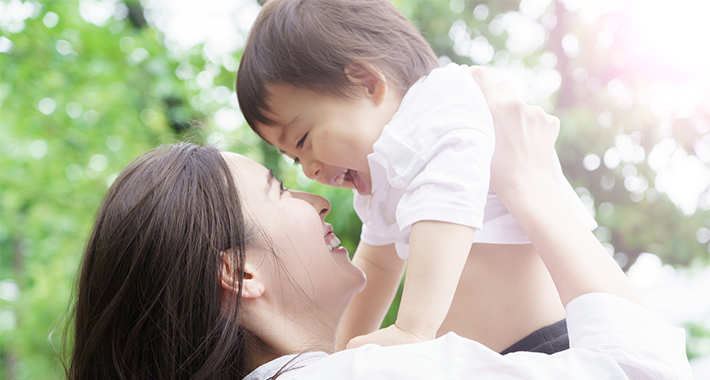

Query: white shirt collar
left=243, top=351, right=328, bottom=380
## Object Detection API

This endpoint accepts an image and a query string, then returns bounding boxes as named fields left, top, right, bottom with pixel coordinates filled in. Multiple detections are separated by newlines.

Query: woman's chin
left=353, top=267, right=367, bottom=292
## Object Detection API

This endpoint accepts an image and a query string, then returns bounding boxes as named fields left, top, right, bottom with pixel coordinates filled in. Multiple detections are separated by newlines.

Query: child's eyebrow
left=275, top=115, right=302, bottom=145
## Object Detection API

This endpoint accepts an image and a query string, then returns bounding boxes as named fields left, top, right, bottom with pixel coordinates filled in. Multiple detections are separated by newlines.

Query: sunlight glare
left=654, top=148, right=710, bottom=215
left=627, top=0, right=710, bottom=76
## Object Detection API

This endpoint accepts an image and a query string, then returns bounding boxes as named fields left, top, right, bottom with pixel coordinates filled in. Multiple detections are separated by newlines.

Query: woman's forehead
left=221, top=152, right=278, bottom=209
left=222, top=152, right=265, bottom=174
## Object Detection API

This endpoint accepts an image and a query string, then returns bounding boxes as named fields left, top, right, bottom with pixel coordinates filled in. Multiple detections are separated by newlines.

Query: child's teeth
left=334, top=172, right=345, bottom=185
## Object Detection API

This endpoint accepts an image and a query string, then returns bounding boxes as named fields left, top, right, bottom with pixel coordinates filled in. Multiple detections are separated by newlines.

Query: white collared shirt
left=243, top=293, right=692, bottom=380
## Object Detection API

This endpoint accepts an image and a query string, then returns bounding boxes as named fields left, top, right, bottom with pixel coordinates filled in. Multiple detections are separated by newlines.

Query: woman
left=66, top=68, right=691, bottom=379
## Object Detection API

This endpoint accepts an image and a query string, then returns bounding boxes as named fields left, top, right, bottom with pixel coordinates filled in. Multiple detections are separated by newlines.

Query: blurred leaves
left=684, top=321, right=710, bottom=360
left=1, top=0, right=709, bottom=378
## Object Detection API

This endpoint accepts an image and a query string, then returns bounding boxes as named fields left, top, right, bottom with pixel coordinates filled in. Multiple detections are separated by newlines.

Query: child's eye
left=279, top=181, right=288, bottom=194
left=296, top=133, right=308, bottom=149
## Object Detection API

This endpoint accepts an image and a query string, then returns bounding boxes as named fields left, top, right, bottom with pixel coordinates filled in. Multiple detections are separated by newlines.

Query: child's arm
left=471, top=66, right=639, bottom=306
left=347, top=221, right=474, bottom=348
left=337, top=242, right=405, bottom=350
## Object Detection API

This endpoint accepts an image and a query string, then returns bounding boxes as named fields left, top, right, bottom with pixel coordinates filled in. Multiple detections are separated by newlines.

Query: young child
left=236, top=0, right=597, bottom=353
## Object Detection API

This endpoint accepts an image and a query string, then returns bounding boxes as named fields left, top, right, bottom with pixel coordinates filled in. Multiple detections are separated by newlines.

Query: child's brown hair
left=236, top=0, right=440, bottom=132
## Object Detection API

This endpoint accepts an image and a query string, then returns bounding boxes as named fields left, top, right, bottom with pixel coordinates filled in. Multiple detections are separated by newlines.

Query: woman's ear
left=344, top=63, right=388, bottom=105
left=220, top=250, right=265, bottom=299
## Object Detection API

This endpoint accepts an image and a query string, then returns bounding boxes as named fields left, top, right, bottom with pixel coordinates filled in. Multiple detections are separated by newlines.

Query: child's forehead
left=257, top=101, right=301, bottom=131
left=261, top=84, right=326, bottom=129
left=264, top=82, right=306, bottom=100
left=261, top=84, right=308, bottom=119
left=265, top=81, right=349, bottom=105
left=256, top=86, right=299, bottom=122
left=255, top=121, right=290, bottom=148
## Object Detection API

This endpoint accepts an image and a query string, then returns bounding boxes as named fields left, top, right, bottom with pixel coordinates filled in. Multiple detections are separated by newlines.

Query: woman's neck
left=244, top=310, right=338, bottom=372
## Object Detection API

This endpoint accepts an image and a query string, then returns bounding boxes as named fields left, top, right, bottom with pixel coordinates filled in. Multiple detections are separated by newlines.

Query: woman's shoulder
left=243, top=352, right=328, bottom=380
left=266, top=334, right=496, bottom=379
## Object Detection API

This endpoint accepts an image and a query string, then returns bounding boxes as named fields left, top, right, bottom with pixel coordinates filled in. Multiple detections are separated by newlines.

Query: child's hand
left=470, top=66, right=560, bottom=200
left=345, top=324, right=429, bottom=349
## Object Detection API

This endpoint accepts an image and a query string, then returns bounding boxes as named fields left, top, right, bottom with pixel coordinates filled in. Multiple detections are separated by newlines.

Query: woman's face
left=222, top=152, right=366, bottom=320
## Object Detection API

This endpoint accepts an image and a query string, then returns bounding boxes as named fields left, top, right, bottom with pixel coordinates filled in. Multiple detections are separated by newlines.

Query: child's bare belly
left=437, top=243, right=565, bottom=352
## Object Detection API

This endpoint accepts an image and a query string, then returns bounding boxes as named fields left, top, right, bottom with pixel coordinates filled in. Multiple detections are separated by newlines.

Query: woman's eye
left=296, top=133, right=308, bottom=149
left=293, top=157, right=300, bottom=165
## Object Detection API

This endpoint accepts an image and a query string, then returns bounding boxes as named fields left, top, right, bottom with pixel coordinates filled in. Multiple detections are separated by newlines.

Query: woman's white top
left=353, top=64, right=597, bottom=259
left=243, top=293, right=692, bottom=380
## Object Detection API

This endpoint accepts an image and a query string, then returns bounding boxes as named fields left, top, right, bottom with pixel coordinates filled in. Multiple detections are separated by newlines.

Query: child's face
left=257, top=83, right=399, bottom=196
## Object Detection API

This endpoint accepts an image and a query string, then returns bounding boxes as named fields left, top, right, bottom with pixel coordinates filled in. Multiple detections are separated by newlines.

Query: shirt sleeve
left=564, top=293, right=693, bottom=379
left=359, top=222, right=396, bottom=246
left=394, top=127, right=493, bottom=231
left=352, top=190, right=398, bottom=246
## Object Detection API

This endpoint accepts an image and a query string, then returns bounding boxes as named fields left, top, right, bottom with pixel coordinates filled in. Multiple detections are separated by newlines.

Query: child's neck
left=377, top=89, right=405, bottom=133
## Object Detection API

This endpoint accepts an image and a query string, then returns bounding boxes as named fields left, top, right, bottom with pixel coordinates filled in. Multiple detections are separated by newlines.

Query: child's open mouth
left=333, top=169, right=370, bottom=195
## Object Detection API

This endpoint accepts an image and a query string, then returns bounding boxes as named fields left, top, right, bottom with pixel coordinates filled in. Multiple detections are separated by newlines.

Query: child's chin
left=354, top=184, right=372, bottom=196
left=341, top=181, right=367, bottom=195
left=344, top=182, right=359, bottom=192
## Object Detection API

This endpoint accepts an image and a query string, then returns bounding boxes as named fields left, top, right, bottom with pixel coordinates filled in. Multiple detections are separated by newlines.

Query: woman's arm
left=337, top=242, right=405, bottom=350
left=471, top=66, right=640, bottom=306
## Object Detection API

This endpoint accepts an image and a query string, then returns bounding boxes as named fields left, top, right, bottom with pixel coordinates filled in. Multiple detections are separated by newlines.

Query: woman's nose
left=291, top=190, right=331, bottom=220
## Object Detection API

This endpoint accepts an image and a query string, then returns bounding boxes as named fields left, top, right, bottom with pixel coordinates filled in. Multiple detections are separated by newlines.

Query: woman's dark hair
left=236, top=0, right=441, bottom=132
left=67, top=143, right=257, bottom=379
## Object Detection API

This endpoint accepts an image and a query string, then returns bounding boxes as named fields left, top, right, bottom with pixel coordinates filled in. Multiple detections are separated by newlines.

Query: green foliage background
left=1, top=0, right=708, bottom=378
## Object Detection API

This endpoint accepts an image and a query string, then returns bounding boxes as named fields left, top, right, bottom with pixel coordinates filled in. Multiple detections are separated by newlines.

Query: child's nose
left=302, top=159, right=322, bottom=180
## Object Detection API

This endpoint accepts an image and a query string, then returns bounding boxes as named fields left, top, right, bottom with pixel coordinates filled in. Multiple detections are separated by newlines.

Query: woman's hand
left=471, top=66, right=640, bottom=306
left=471, top=66, right=560, bottom=203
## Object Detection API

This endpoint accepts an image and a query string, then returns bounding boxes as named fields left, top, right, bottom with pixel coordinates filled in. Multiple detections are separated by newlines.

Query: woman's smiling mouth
left=324, top=225, right=343, bottom=252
